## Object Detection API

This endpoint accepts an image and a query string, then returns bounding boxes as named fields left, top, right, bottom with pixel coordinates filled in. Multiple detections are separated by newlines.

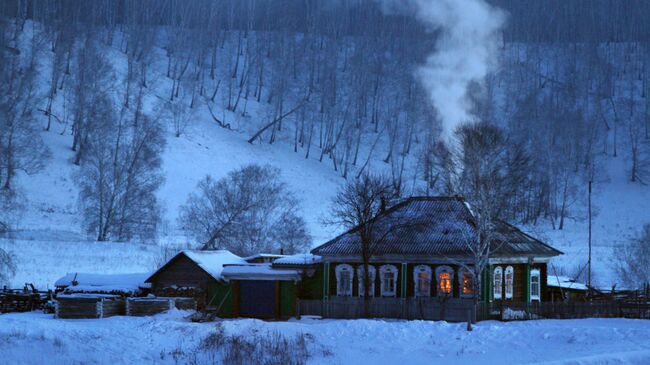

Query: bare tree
left=178, top=164, right=311, bottom=256
left=326, top=173, right=399, bottom=305
left=616, top=223, right=650, bottom=288
left=78, top=98, right=166, bottom=242
left=0, top=246, right=15, bottom=286
left=433, top=122, right=531, bottom=301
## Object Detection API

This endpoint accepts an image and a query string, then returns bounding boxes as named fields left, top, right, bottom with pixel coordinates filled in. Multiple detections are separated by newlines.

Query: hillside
left=1, top=14, right=650, bottom=290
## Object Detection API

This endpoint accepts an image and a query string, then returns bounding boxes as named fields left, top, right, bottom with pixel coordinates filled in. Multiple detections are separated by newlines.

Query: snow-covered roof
left=54, top=273, right=151, bottom=292
left=273, top=254, right=322, bottom=266
left=243, top=253, right=286, bottom=262
left=221, top=264, right=302, bottom=281
left=181, top=250, right=246, bottom=280
left=547, top=275, right=588, bottom=291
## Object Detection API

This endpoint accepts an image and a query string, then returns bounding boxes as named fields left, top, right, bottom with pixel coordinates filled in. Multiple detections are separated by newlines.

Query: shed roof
left=55, top=272, right=151, bottom=295
left=311, top=196, right=562, bottom=259
left=547, top=275, right=588, bottom=291
left=146, top=250, right=246, bottom=283
left=221, top=264, right=302, bottom=281
left=273, top=254, right=322, bottom=266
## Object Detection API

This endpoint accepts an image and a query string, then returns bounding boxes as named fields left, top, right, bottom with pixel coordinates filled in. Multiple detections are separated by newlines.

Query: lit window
left=493, top=266, right=503, bottom=299
left=436, top=266, right=454, bottom=297
left=379, top=265, right=398, bottom=297
left=335, top=264, right=353, bottom=296
left=413, top=265, right=432, bottom=297
left=357, top=265, right=376, bottom=297
left=461, top=271, right=474, bottom=296
left=505, top=266, right=514, bottom=299
left=530, top=268, right=541, bottom=301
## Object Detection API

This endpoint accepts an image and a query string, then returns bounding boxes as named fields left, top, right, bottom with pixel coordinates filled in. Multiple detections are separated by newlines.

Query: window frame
left=356, top=265, right=376, bottom=297
left=493, top=266, right=503, bottom=300
left=530, top=268, right=541, bottom=301
left=335, top=264, right=354, bottom=297
left=435, top=265, right=454, bottom=297
left=413, top=265, right=432, bottom=297
left=379, top=264, right=398, bottom=297
left=504, top=266, right=514, bottom=300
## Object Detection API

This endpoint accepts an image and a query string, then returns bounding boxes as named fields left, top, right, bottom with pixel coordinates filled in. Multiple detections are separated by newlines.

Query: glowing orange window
left=462, top=272, right=473, bottom=295
left=439, top=272, right=452, bottom=294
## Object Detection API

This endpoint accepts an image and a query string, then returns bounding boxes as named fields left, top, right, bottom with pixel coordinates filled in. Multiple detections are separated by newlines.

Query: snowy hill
left=2, top=20, right=649, bottom=290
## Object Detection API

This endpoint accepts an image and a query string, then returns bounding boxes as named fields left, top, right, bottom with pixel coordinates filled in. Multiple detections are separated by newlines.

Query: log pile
left=126, top=297, right=197, bottom=316
left=55, top=295, right=125, bottom=319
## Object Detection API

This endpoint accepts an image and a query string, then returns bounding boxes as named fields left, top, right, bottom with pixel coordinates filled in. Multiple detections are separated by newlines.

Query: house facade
left=311, top=197, right=562, bottom=307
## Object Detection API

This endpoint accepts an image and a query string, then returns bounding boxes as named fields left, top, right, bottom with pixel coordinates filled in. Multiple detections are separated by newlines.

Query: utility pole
left=587, top=180, right=591, bottom=292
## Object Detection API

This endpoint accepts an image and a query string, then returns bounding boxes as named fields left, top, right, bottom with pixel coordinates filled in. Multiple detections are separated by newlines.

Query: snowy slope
left=0, top=312, right=649, bottom=365
left=525, top=156, right=650, bottom=288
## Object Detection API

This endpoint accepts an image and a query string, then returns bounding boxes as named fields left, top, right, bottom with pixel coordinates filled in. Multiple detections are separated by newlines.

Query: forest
left=1, top=0, right=649, bottom=250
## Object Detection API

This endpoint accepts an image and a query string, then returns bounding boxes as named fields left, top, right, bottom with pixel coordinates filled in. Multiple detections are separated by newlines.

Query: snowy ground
left=0, top=311, right=648, bottom=365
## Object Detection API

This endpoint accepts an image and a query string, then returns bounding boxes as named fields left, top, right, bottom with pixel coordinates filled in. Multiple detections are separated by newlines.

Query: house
left=309, top=196, right=562, bottom=320
left=147, top=250, right=322, bottom=319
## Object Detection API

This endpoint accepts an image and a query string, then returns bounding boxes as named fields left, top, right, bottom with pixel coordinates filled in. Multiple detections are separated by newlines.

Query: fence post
left=96, top=300, right=103, bottom=319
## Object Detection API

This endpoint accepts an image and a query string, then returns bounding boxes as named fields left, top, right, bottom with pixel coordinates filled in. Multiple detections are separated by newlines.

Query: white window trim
left=413, top=265, right=432, bottom=297
left=493, top=266, right=503, bottom=300
left=435, top=265, right=454, bottom=297
left=530, top=268, right=541, bottom=301
left=458, top=268, right=475, bottom=298
left=504, top=266, right=514, bottom=299
left=357, top=265, right=376, bottom=297
left=335, top=264, right=353, bottom=297
left=379, top=264, right=398, bottom=297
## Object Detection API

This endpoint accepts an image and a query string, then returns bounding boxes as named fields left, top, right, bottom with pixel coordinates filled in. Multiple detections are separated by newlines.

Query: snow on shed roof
left=243, top=253, right=286, bottom=262
left=273, top=254, right=321, bottom=266
left=547, top=275, right=588, bottom=291
left=180, top=250, right=247, bottom=281
left=221, top=264, right=302, bottom=281
left=55, top=272, right=151, bottom=289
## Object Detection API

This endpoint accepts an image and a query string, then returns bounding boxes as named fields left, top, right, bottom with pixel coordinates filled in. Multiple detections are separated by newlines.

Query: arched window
left=530, top=268, right=541, bottom=301
left=379, top=265, right=398, bottom=297
left=493, top=266, right=503, bottom=300
left=357, top=265, right=376, bottom=297
left=436, top=266, right=454, bottom=297
left=413, top=265, right=432, bottom=297
left=504, top=266, right=514, bottom=299
left=459, top=269, right=475, bottom=297
left=335, top=264, right=353, bottom=296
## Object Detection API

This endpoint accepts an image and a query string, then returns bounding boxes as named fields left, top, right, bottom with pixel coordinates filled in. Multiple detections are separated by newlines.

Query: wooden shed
left=145, top=250, right=246, bottom=312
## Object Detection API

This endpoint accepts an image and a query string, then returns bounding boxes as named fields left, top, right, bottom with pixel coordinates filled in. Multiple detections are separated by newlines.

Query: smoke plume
left=383, top=0, right=506, bottom=140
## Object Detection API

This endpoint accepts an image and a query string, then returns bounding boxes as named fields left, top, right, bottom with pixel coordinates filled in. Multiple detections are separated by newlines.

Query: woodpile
left=55, top=295, right=125, bottom=319
left=126, top=297, right=197, bottom=316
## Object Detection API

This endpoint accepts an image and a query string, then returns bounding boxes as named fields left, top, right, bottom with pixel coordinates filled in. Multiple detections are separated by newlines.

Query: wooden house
left=309, top=197, right=563, bottom=320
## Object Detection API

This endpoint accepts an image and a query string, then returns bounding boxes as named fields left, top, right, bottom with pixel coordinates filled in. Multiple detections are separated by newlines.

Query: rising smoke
left=381, top=0, right=506, bottom=140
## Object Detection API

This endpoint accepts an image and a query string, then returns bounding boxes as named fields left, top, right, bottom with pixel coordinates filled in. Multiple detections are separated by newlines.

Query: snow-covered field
left=0, top=312, right=648, bottom=365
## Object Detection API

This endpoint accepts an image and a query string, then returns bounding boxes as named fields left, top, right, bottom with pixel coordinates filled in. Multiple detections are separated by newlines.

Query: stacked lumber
left=126, top=297, right=197, bottom=316
left=55, top=295, right=125, bottom=319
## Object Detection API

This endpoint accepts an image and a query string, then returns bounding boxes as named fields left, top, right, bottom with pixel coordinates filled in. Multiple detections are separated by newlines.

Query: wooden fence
left=476, top=301, right=650, bottom=321
left=299, top=297, right=476, bottom=322
left=299, top=298, right=650, bottom=323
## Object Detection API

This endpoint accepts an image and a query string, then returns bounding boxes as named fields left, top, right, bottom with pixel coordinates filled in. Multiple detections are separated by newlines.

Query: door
left=238, top=280, right=276, bottom=318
